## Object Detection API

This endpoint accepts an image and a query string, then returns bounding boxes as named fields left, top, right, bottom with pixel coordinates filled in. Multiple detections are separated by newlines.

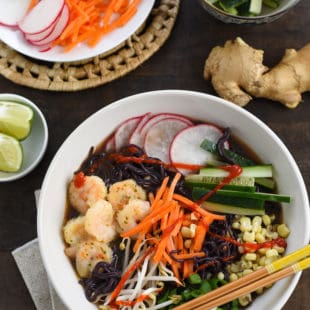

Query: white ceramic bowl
left=37, top=90, right=310, bottom=310
left=0, top=93, right=48, bottom=182
left=198, top=0, right=300, bottom=24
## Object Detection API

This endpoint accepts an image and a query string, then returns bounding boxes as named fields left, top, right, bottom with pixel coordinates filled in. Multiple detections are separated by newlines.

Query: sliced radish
left=24, top=15, right=60, bottom=42
left=140, top=113, right=193, bottom=144
left=0, top=0, right=32, bottom=26
left=19, top=0, right=65, bottom=34
left=105, top=135, right=115, bottom=153
left=129, top=113, right=151, bottom=147
left=169, top=124, right=229, bottom=175
left=144, top=118, right=191, bottom=163
left=114, top=115, right=142, bottom=151
left=28, top=4, right=69, bottom=46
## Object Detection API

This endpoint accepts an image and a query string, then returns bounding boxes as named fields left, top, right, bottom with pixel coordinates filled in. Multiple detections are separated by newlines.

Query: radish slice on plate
left=0, top=0, right=32, bottom=26
left=129, top=113, right=151, bottom=147
left=19, top=0, right=65, bottom=34
left=140, top=113, right=193, bottom=144
left=114, top=115, right=142, bottom=151
left=28, top=4, right=69, bottom=46
left=144, top=118, right=191, bottom=163
left=24, top=14, right=60, bottom=42
left=169, top=124, right=229, bottom=175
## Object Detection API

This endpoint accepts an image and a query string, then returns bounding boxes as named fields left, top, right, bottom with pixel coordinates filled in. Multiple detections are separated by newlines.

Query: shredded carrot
left=173, top=252, right=206, bottom=260
left=117, top=172, right=229, bottom=292
left=173, top=193, right=226, bottom=222
left=47, top=0, right=142, bottom=52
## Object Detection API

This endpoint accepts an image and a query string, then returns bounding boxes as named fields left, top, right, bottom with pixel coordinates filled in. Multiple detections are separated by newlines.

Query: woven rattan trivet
left=0, top=0, right=179, bottom=91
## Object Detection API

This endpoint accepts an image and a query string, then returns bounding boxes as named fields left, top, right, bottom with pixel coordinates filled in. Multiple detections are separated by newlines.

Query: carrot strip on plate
left=49, top=0, right=143, bottom=52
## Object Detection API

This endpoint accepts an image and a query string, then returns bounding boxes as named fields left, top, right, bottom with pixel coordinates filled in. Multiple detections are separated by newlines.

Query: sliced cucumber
left=199, top=165, right=273, bottom=178
left=255, top=177, right=275, bottom=190
left=193, top=188, right=290, bottom=203
left=192, top=187, right=265, bottom=210
left=185, top=174, right=255, bottom=192
left=200, top=139, right=255, bottom=167
left=263, top=0, right=279, bottom=8
left=249, top=0, right=262, bottom=14
left=202, top=201, right=265, bottom=216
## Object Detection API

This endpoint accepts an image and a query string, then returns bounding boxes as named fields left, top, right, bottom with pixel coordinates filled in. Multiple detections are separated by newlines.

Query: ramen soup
left=62, top=113, right=291, bottom=310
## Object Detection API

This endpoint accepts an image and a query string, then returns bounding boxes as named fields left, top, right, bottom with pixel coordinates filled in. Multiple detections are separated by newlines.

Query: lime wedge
left=0, top=101, right=34, bottom=140
left=0, top=133, right=23, bottom=172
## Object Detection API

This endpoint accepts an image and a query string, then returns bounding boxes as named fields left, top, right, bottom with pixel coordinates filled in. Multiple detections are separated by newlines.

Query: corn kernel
left=230, top=263, right=240, bottom=273
left=261, top=228, right=267, bottom=237
left=264, top=256, right=277, bottom=265
left=244, top=253, right=257, bottom=261
left=243, top=269, right=253, bottom=276
left=273, top=245, right=285, bottom=254
left=181, top=226, right=195, bottom=238
left=240, top=217, right=252, bottom=232
left=255, top=232, right=265, bottom=243
left=238, top=294, right=252, bottom=307
left=258, top=248, right=268, bottom=255
left=217, top=272, right=225, bottom=280
left=266, top=249, right=278, bottom=258
left=252, top=263, right=259, bottom=271
left=262, top=214, right=271, bottom=226
left=243, top=231, right=255, bottom=243
left=229, top=273, right=238, bottom=282
left=252, top=216, right=262, bottom=232
left=272, top=232, right=279, bottom=239
left=256, top=287, right=264, bottom=295
left=259, top=256, right=267, bottom=266
left=277, top=224, right=290, bottom=238
left=232, top=221, right=241, bottom=230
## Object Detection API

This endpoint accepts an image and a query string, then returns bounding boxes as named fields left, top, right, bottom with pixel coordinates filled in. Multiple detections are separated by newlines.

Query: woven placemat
left=0, top=0, right=179, bottom=91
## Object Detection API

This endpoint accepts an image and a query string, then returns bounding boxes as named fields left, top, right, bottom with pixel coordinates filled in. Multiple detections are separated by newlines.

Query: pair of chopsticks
left=174, top=244, right=310, bottom=310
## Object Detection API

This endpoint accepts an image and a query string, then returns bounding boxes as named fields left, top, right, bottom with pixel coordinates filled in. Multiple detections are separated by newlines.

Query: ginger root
left=204, top=37, right=310, bottom=108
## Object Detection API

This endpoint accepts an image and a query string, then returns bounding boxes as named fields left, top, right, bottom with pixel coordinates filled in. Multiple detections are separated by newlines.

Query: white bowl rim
left=37, top=89, right=310, bottom=310
left=0, top=93, right=48, bottom=182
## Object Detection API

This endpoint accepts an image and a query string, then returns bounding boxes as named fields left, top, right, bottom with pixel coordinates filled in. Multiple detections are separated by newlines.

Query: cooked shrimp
left=107, top=179, right=147, bottom=210
left=116, top=199, right=151, bottom=236
left=68, top=173, right=107, bottom=214
left=85, top=199, right=117, bottom=243
left=63, top=216, right=88, bottom=246
left=63, top=216, right=89, bottom=258
left=75, top=240, right=113, bottom=278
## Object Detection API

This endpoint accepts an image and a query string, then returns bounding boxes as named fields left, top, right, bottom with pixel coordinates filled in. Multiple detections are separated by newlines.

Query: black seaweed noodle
left=80, top=255, right=121, bottom=303
left=216, top=127, right=235, bottom=164
left=196, top=215, right=239, bottom=280
left=77, top=144, right=190, bottom=196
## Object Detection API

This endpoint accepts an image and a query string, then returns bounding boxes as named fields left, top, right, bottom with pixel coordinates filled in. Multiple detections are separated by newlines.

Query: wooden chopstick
left=196, top=257, right=310, bottom=310
left=174, top=244, right=310, bottom=310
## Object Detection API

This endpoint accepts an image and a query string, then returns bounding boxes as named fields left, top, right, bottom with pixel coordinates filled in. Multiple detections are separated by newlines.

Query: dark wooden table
left=0, top=1, right=309, bottom=309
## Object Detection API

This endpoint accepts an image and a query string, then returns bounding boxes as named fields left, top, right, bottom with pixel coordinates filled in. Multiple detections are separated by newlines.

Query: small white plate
left=0, top=94, right=48, bottom=182
left=0, top=0, right=155, bottom=63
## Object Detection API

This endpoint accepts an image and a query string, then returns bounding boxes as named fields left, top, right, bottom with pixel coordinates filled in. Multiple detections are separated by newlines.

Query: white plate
left=0, top=94, right=48, bottom=182
left=0, top=0, right=155, bottom=63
